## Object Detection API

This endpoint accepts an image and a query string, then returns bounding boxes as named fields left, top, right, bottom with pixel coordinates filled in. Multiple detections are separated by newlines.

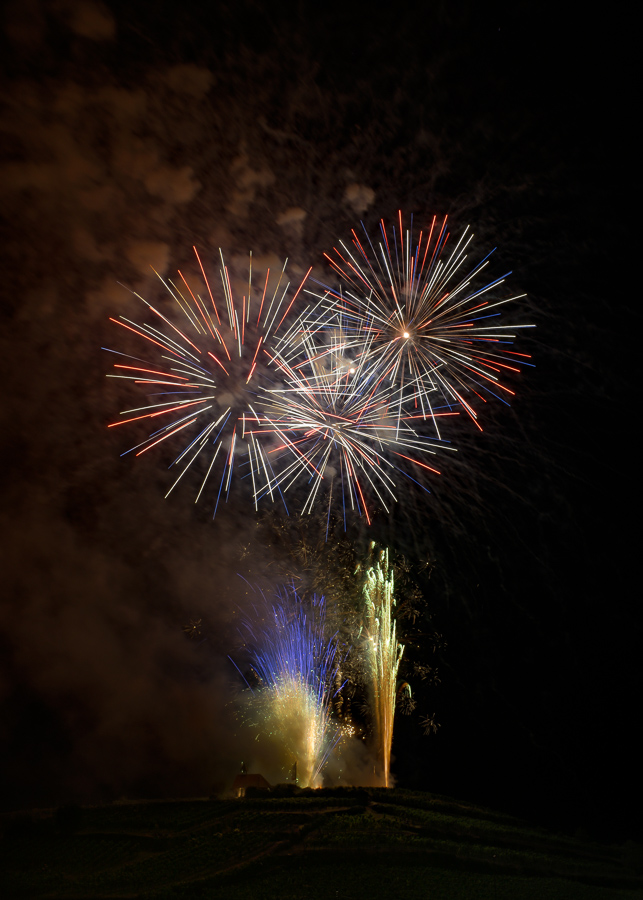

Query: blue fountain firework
left=234, top=582, right=347, bottom=787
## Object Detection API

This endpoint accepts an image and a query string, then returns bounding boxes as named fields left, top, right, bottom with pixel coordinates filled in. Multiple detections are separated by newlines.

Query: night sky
left=1, top=0, right=636, bottom=839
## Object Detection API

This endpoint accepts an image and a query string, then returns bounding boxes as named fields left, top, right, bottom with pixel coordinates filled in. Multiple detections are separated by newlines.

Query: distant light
left=403, top=331, right=410, bottom=338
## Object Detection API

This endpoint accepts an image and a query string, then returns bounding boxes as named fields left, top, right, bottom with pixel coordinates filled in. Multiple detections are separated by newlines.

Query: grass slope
left=1, top=788, right=641, bottom=899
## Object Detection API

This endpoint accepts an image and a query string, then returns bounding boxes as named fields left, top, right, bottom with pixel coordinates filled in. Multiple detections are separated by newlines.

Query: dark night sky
left=0, top=0, right=637, bottom=838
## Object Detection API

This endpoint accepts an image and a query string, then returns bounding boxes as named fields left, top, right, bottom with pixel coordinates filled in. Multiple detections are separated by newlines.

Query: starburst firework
left=304, top=212, right=534, bottom=434
left=252, top=331, right=455, bottom=525
left=105, top=248, right=311, bottom=514
left=105, top=214, right=532, bottom=527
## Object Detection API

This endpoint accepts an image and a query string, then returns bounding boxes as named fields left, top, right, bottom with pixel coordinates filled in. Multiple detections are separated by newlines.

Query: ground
left=1, top=788, right=641, bottom=899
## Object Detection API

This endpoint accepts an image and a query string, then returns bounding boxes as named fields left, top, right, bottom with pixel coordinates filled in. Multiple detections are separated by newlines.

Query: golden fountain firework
left=362, top=544, right=403, bottom=787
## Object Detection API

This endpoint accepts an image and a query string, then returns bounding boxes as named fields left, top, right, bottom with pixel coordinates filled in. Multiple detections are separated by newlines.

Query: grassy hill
left=1, top=788, right=641, bottom=899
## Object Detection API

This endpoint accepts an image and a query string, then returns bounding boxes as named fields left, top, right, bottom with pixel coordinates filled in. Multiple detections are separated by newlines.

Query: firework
left=234, top=582, right=344, bottom=787
left=104, top=248, right=311, bottom=514
left=251, top=331, right=455, bottom=526
left=105, top=217, right=531, bottom=524
left=360, top=544, right=403, bottom=787
left=303, top=212, right=534, bottom=434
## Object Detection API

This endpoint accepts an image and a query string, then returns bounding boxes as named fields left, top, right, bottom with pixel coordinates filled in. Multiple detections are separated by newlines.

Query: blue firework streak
left=233, top=582, right=346, bottom=787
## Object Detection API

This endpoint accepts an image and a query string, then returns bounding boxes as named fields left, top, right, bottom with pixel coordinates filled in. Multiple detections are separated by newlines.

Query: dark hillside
left=1, top=790, right=641, bottom=899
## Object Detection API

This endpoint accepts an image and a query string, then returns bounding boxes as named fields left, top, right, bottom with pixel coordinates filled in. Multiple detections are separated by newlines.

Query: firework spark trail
left=361, top=545, right=403, bottom=788
left=105, top=249, right=311, bottom=514
left=303, top=213, right=535, bottom=435
left=235, top=583, right=345, bottom=787
left=250, top=331, right=456, bottom=525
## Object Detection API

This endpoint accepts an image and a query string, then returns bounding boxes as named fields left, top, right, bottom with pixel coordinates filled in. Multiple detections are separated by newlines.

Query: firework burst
left=104, top=248, right=311, bottom=514
left=251, top=331, right=455, bottom=526
left=304, top=212, right=534, bottom=435
left=106, top=217, right=531, bottom=525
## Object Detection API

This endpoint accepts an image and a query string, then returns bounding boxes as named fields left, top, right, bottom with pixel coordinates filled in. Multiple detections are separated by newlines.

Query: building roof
left=232, top=773, right=271, bottom=791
